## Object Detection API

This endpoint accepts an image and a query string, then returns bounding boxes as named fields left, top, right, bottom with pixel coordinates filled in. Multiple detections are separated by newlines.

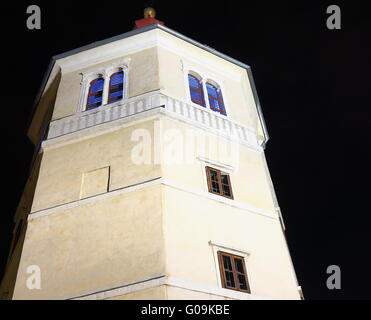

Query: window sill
left=82, top=99, right=124, bottom=114
left=189, top=100, right=229, bottom=120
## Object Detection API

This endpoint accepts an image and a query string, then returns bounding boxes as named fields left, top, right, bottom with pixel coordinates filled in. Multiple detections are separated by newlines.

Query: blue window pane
left=109, top=91, right=123, bottom=99
left=86, top=77, right=104, bottom=109
left=188, top=75, right=200, bottom=89
left=191, top=90, right=201, bottom=102
left=90, top=78, right=104, bottom=93
left=88, top=95, right=102, bottom=105
left=110, top=72, right=124, bottom=86
left=206, top=83, right=218, bottom=98
left=108, top=72, right=124, bottom=105
left=110, top=85, right=123, bottom=94
left=209, top=98, right=221, bottom=111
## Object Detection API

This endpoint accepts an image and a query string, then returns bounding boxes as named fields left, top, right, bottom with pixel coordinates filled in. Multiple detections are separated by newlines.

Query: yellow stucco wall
left=11, top=114, right=299, bottom=300
left=52, top=47, right=159, bottom=121
left=162, top=186, right=299, bottom=300
left=12, top=185, right=164, bottom=300
left=156, top=29, right=261, bottom=132
left=160, top=117, right=276, bottom=211
left=32, top=120, right=160, bottom=212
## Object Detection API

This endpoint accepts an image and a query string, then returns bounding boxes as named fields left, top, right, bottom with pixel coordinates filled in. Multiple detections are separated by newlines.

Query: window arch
left=206, top=82, right=226, bottom=115
left=108, top=70, right=124, bottom=104
left=86, top=76, right=104, bottom=110
left=188, top=73, right=205, bottom=107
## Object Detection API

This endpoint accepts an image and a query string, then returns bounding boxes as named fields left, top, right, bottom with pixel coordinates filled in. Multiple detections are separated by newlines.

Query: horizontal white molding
left=163, top=95, right=258, bottom=147
left=42, top=109, right=163, bottom=152
left=56, top=28, right=242, bottom=81
left=45, top=91, right=261, bottom=152
left=57, top=30, right=159, bottom=74
left=157, top=31, right=242, bottom=82
left=166, top=276, right=270, bottom=300
left=70, top=275, right=166, bottom=300
left=28, top=176, right=277, bottom=222
left=162, top=178, right=277, bottom=220
left=69, top=275, right=271, bottom=300
left=28, top=177, right=162, bottom=221
left=47, top=91, right=163, bottom=140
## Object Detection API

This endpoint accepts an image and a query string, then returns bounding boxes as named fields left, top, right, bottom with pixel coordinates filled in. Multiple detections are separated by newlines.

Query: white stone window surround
left=208, top=240, right=253, bottom=294
left=182, top=63, right=231, bottom=118
left=78, top=58, right=130, bottom=113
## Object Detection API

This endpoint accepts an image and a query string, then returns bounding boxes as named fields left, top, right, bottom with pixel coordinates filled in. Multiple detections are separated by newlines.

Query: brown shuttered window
left=217, top=251, right=250, bottom=293
left=205, top=166, right=233, bottom=199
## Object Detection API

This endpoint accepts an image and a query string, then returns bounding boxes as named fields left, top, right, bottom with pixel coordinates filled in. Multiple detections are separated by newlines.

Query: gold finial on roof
left=144, top=7, right=156, bottom=18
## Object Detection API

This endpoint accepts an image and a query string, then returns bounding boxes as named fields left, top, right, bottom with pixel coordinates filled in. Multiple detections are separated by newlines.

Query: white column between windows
left=102, top=73, right=110, bottom=105
left=201, top=78, right=210, bottom=109
left=78, top=80, right=88, bottom=112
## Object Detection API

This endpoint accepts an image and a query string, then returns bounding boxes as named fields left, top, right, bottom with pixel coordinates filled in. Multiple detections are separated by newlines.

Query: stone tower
left=0, top=11, right=302, bottom=300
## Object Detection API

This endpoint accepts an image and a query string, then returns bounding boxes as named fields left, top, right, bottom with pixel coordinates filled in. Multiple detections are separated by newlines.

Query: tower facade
left=1, top=19, right=302, bottom=300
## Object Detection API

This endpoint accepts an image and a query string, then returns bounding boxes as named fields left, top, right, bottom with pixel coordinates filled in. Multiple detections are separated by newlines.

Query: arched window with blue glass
left=188, top=73, right=205, bottom=107
left=108, top=70, right=124, bottom=104
left=206, top=82, right=226, bottom=115
left=86, top=77, right=104, bottom=110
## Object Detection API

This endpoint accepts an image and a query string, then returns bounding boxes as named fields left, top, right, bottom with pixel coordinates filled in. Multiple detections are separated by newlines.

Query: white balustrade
left=47, top=92, right=258, bottom=147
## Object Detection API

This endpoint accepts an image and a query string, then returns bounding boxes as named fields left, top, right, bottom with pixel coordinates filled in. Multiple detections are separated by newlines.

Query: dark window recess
left=206, top=166, right=233, bottom=199
left=217, top=251, right=250, bottom=293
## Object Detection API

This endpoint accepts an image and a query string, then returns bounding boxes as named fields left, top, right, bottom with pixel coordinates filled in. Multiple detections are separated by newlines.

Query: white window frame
left=78, top=58, right=130, bottom=113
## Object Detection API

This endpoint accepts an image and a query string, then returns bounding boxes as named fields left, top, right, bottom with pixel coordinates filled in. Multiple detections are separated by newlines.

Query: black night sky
left=1, top=1, right=370, bottom=300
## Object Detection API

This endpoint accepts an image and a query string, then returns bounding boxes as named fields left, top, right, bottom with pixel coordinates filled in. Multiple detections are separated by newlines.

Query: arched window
left=86, top=77, right=104, bottom=110
left=188, top=74, right=205, bottom=107
left=108, top=70, right=124, bottom=104
left=206, top=82, right=226, bottom=115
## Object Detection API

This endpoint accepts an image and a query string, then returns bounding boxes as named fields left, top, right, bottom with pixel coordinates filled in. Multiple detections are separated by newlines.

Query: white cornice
left=161, top=178, right=277, bottom=219
left=56, top=30, right=158, bottom=74
left=157, top=30, right=243, bottom=82
left=28, top=177, right=162, bottom=221
left=69, top=275, right=271, bottom=300
left=28, top=176, right=277, bottom=222
left=55, top=28, right=243, bottom=82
